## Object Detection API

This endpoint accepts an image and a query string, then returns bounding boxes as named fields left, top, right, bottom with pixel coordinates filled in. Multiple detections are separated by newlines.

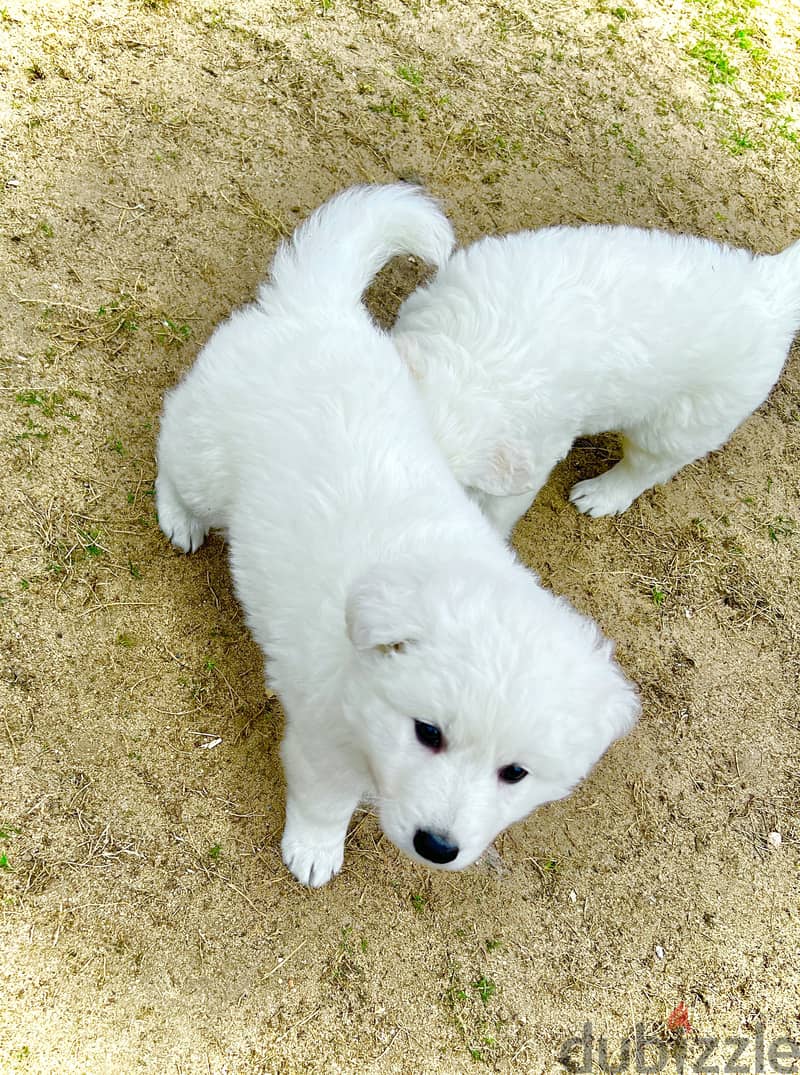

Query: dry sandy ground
left=1, top=0, right=799, bottom=1072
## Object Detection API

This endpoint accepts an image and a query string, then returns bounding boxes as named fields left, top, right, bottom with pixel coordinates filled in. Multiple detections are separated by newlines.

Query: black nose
left=413, top=829, right=459, bottom=864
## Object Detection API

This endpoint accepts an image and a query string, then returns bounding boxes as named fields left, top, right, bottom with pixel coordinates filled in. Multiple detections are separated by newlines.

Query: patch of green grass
left=0, top=852, right=9, bottom=869
left=731, top=25, right=765, bottom=59
left=328, top=926, right=365, bottom=988
left=14, top=419, right=50, bottom=444
left=623, top=137, right=644, bottom=165
left=98, top=298, right=139, bottom=334
left=16, top=390, right=69, bottom=419
left=12, top=389, right=83, bottom=454
left=767, top=516, right=794, bottom=543
left=397, top=64, right=423, bottom=86
left=155, top=318, right=191, bottom=347
left=454, top=123, right=523, bottom=161
left=471, top=976, right=496, bottom=1004
left=411, top=892, right=426, bottom=913
left=208, top=843, right=222, bottom=859
left=684, top=0, right=787, bottom=140
left=444, top=959, right=505, bottom=1064
left=771, top=117, right=798, bottom=144
left=116, top=632, right=136, bottom=647
left=652, top=585, right=666, bottom=606
left=723, top=127, right=754, bottom=154
left=607, top=123, right=644, bottom=165
left=369, top=96, right=412, bottom=121
left=77, top=528, right=105, bottom=558
left=687, top=40, right=738, bottom=84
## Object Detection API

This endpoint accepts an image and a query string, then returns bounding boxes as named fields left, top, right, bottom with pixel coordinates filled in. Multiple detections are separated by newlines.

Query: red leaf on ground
left=667, top=1002, right=693, bottom=1034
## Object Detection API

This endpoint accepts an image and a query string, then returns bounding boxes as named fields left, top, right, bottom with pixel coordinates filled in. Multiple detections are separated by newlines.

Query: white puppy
left=156, top=185, right=639, bottom=887
left=392, top=225, right=800, bottom=536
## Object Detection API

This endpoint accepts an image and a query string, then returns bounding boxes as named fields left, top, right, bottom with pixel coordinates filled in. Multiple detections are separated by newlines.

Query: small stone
left=768, top=831, right=782, bottom=848
left=655, top=945, right=665, bottom=960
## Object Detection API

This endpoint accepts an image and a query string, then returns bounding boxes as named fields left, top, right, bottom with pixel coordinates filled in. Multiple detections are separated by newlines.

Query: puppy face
left=345, top=560, right=639, bottom=870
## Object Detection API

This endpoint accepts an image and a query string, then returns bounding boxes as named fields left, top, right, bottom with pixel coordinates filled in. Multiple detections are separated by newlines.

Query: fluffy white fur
left=392, top=225, right=800, bottom=536
left=156, top=185, right=639, bottom=887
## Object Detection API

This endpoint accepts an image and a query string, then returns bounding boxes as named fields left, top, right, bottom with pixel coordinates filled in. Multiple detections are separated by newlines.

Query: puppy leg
left=155, top=471, right=208, bottom=553
left=280, top=720, right=363, bottom=887
left=470, top=489, right=537, bottom=539
left=569, top=410, right=737, bottom=517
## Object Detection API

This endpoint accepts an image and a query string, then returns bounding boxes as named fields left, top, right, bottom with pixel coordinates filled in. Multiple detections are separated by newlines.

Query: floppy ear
left=470, top=442, right=538, bottom=497
left=345, top=563, right=425, bottom=652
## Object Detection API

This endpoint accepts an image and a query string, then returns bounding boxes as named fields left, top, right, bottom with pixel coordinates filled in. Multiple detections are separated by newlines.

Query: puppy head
left=344, top=559, right=639, bottom=871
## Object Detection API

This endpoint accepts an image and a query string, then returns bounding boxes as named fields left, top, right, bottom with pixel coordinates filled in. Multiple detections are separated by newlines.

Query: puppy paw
left=281, top=830, right=344, bottom=888
left=569, top=475, right=635, bottom=518
left=156, top=480, right=207, bottom=553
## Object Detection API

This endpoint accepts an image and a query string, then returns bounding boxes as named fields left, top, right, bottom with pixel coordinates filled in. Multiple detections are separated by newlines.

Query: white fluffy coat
left=392, top=225, right=800, bottom=535
left=156, top=186, right=639, bottom=887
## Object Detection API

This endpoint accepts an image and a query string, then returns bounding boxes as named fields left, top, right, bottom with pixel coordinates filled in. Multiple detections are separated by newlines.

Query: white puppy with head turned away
left=156, top=185, right=639, bottom=888
left=392, top=225, right=800, bottom=537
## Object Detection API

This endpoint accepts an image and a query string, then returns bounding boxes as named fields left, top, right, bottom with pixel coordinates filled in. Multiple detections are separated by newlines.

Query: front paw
left=281, top=828, right=344, bottom=888
left=569, top=474, right=634, bottom=517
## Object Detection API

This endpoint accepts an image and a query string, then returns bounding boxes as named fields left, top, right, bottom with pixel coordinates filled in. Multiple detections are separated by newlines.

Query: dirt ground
left=1, top=0, right=799, bottom=1072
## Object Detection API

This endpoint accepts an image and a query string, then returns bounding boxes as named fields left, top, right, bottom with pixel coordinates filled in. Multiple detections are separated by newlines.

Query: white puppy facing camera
left=156, top=185, right=639, bottom=886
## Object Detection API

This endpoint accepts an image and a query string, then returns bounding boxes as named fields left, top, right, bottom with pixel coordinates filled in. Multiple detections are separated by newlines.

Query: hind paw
left=156, top=480, right=207, bottom=553
left=569, top=474, right=637, bottom=517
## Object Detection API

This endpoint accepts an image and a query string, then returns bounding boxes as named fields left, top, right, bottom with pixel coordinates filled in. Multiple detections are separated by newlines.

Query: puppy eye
left=414, top=720, right=443, bottom=751
left=498, top=764, right=528, bottom=784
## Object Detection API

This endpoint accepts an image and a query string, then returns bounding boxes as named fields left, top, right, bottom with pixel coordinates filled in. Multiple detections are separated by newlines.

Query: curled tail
left=258, top=183, right=455, bottom=312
